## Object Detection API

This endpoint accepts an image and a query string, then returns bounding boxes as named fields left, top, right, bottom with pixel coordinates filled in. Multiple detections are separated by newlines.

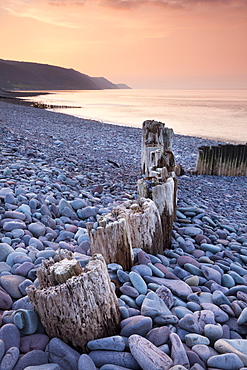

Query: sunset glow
left=1, top=0, right=247, bottom=89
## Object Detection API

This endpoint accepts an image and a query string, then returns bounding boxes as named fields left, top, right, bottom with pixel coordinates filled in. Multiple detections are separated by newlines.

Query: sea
left=23, top=89, right=247, bottom=144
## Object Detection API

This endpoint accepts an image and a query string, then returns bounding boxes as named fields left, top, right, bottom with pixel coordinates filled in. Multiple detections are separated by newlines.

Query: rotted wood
left=87, top=198, right=165, bottom=264
left=138, top=177, right=177, bottom=249
left=27, top=252, right=120, bottom=353
left=36, top=250, right=80, bottom=289
left=114, top=198, right=164, bottom=255
left=196, top=144, right=247, bottom=176
left=141, top=120, right=174, bottom=177
left=87, top=216, right=133, bottom=271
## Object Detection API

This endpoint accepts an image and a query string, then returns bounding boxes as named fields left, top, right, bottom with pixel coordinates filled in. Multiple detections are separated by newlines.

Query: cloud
left=48, top=0, right=247, bottom=8
left=0, top=0, right=80, bottom=27
left=44, top=0, right=247, bottom=11
left=100, top=0, right=247, bottom=9
left=48, top=0, right=86, bottom=5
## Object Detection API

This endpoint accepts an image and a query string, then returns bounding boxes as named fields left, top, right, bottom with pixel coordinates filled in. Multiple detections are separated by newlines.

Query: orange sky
left=1, top=0, right=247, bottom=89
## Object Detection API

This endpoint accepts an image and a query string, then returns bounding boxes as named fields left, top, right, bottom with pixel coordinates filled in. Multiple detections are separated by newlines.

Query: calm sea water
left=24, top=89, right=247, bottom=144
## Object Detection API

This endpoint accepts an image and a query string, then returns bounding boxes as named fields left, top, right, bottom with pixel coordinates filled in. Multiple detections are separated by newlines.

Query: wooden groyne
left=195, top=144, right=247, bottom=176
left=138, top=120, right=177, bottom=249
left=31, top=101, right=82, bottom=109
left=87, top=120, right=177, bottom=267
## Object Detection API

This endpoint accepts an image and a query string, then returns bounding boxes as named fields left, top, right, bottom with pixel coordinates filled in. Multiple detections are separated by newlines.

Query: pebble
left=207, top=353, right=244, bottom=370
left=192, top=344, right=218, bottom=363
left=24, top=365, right=61, bottom=370
left=214, top=339, right=247, bottom=364
left=0, top=244, right=14, bottom=262
left=204, top=324, right=223, bottom=342
left=237, top=307, right=247, bottom=325
left=28, top=222, right=46, bottom=237
left=0, top=289, right=12, bottom=310
left=78, top=354, right=96, bottom=370
left=146, top=277, right=193, bottom=300
left=145, top=326, right=170, bottom=347
left=141, top=291, right=172, bottom=319
left=129, top=271, right=147, bottom=295
left=120, top=316, right=152, bottom=337
left=0, top=274, right=26, bottom=299
left=13, top=349, right=49, bottom=370
left=129, top=334, right=173, bottom=370
left=20, top=334, right=50, bottom=353
left=0, top=346, right=19, bottom=370
left=99, top=365, right=133, bottom=370
left=0, top=324, right=20, bottom=351
left=170, top=333, right=189, bottom=368
left=184, top=333, right=210, bottom=347
left=12, top=309, right=39, bottom=335
left=45, top=338, right=80, bottom=370
left=87, top=336, right=126, bottom=351
left=2, top=221, right=26, bottom=232
left=89, top=350, right=140, bottom=369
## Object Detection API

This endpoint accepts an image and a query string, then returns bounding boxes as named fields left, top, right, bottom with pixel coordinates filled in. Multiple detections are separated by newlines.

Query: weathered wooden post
left=141, top=120, right=174, bottom=176
left=87, top=216, right=133, bottom=271
left=27, top=251, right=120, bottom=353
left=87, top=198, right=164, bottom=267
left=195, top=144, right=247, bottom=176
left=114, top=198, right=164, bottom=256
left=139, top=120, right=177, bottom=248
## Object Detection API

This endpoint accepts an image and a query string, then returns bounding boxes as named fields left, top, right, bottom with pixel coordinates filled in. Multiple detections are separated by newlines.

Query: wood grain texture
left=27, top=253, right=120, bottom=352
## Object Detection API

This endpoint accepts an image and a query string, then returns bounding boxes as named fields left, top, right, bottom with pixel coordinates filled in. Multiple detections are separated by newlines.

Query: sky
left=1, top=0, right=247, bottom=89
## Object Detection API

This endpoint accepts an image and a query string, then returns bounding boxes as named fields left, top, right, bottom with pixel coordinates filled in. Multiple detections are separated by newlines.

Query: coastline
left=0, top=98, right=247, bottom=369
left=0, top=89, right=49, bottom=107
left=0, top=99, right=246, bottom=223
left=2, top=88, right=246, bottom=145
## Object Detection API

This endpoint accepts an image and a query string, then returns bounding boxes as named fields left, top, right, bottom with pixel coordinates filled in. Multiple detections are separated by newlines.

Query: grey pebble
left=128, top=334, right=173, bottom=370
left=89, top=350, right=140, bottom=369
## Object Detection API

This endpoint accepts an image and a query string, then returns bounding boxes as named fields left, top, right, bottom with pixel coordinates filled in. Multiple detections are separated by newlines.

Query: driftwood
left=139, top=120, right=177, bottom=248
left=195, top=144, right=247, bottom=176
left=87, top=198, right=164, bottom=267
left=27, top=251, right=120, bottom=352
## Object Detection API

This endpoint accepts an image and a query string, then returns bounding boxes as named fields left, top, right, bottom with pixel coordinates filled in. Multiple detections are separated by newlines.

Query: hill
left=0, top=59, right=130, bottom=91
left=116, top=83, right=132, bottom=89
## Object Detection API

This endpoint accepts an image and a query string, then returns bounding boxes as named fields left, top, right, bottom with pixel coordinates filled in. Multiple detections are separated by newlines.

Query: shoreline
left=0, top=98, right=247, bottom=369
left=0, top=99, right=246, bottom=224
left=1, top=88, right=246, bottom=145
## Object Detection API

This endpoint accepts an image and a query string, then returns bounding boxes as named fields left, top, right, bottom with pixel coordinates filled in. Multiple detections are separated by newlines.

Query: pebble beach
left=0, top=99, right=247, bottom=370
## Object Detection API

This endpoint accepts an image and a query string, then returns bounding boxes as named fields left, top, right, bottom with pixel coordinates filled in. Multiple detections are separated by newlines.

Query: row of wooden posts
left=195, top=144, right=247, bottom=176
left=27, top=120, right=178, bottom=352
left=88, top=121, right=177, bottom=271
left=26, top=121, right=245, bottom=353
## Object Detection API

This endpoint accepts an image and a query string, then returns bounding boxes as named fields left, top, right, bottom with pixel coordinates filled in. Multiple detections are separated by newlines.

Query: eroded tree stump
left=27, top=251, right=120, bottom=353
